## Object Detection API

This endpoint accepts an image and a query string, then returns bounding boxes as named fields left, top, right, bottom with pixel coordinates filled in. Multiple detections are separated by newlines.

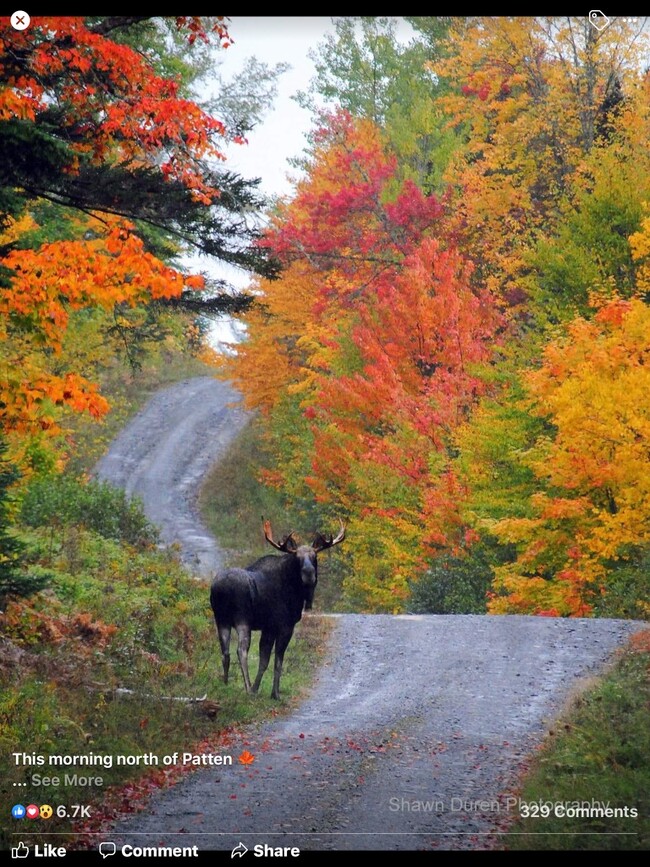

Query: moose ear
left=281, top=532, right=299, bottom=553
left=312, top=521, right=346, bottom=552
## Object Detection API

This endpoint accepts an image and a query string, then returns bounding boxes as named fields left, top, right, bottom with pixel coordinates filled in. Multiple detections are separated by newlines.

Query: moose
left=210, top=519, right=345, bottom=700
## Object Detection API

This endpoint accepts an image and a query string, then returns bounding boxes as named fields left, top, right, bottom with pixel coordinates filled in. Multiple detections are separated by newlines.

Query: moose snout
left=302, top=566, right=317, bottom=610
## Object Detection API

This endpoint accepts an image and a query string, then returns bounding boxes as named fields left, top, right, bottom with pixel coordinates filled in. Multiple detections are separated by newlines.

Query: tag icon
left=588, top=10, right=611, bottom=31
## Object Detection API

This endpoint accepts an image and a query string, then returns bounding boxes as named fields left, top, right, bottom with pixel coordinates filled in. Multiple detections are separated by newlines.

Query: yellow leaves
left=0, top=212, right=37, bottom=245
left=488, top=563, right=595, bottom=617
left=491, top=296, right=650, bottom=614
left=430, top=17, right=650, bottom=306
left=630, top=206, right=650, bottom=296
left=0, top=363, right=108, bottom=476
left=220, top=259, right=347, bottom=414
left=340, top=510, right=422, bottom=613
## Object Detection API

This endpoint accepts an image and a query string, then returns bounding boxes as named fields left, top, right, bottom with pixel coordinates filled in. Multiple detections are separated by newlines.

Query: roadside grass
left=199, top=418, right=346, bottom=611
left=503, top=630, right=650, bottom=850
left=0, top=523, right=331, bottom=851
left=198, top=417, right=288, bottom=567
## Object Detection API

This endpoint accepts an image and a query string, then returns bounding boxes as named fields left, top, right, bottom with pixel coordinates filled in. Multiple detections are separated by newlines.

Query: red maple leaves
left=0, top=16, right=229, bottom=202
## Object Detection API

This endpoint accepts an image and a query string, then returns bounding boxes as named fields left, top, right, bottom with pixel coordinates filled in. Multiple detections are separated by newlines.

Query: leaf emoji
left=238, top=750, right=255, bottom=766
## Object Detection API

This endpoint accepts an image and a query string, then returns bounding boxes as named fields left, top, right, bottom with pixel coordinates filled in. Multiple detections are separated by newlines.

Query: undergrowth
left=1, top=514, right=330, bottom=850
left=504, top=629, right=650, bottom=850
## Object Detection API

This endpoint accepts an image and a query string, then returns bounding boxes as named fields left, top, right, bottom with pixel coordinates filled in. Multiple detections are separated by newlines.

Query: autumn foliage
left=0, top=16, right=229, bottom=201
left=3, top=15, right=649, bottom=618
left=224, top=113, right=501, bottom=609
left=489, top=297, right=650, bottom=615
left=0, top=16, right=233, bottom=466
left=226, top=18, right=650, bottom=617
left=429, top=16, right=650, bottom=307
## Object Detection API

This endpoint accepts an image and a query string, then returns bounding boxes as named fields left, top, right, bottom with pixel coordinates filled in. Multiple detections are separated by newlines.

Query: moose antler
left=312, top=520, right=346, bottom=552
left=262, top=518, right=298, bottom=553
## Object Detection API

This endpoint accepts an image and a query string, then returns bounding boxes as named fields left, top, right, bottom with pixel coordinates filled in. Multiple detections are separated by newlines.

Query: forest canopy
left=222, top=16, right=650, bottom=617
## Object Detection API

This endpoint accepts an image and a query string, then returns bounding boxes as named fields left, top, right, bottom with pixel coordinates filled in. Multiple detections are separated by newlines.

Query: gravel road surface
left=96, top=377, right=647, bottom=852
left=95, top=376, right=248, bottom=576
left=108, top=613, right=643, bottom=852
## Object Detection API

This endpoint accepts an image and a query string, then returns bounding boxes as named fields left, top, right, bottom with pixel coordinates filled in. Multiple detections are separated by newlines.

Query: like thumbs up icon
left=11, top=842, right=29, bottom=858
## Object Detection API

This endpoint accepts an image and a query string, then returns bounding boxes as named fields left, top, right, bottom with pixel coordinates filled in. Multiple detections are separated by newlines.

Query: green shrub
left=595, top=548, right=650, bottom=620
left=0, top=565, right=54, bottom=605
left=0, top=437, right=52, bottom=604
left=21, top=475, right=158, bottom=547
left=408, top=549, right=495, bottom=614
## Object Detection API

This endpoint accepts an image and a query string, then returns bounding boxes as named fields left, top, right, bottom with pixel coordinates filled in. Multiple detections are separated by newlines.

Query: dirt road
left=95, top=376, right=248, bottom=576
left=109, top=613, right=642, bottom=851
left=97, top=377, right=645, bottom=851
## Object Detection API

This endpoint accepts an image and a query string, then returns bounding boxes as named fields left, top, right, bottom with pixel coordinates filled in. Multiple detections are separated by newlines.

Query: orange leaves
left=0, top=87, right=36, bottom=121
left=3, top=599, right=117, bottom=650
left=535, top=495, right=590, bottom=522
left=238, top=750, right=255, bottom=766
left=593, top=298, right=632, bottom=327
left=0, top=214, right=204, bottom=452
left=222, top=259, right=327, bottom=413
left=225, top=114, right=501, bottom=610
left=41, top=374, right=110, bottom=419
left=0, top=367, right=110, bottom=438
left=184, top=274, right=206, bottom=291
left=0, top=16, right=236, bottom=470
left=1, top=220, right=187, bottom=352
left=312, top=235, right=499, bottom=471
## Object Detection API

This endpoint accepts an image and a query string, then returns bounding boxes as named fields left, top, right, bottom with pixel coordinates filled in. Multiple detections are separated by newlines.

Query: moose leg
left=217, top=624, right=231, bottom=684
left=252, top=630, right=275, bottom=694
left=271, top=628, right=294, bottom=700
left=235, top=623, right=253, bottom=693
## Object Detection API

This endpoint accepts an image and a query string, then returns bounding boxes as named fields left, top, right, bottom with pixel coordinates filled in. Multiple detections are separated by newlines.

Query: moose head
left=263, top=518, right=346, bottom=610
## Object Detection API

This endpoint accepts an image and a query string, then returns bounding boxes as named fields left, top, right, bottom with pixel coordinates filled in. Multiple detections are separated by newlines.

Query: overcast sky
left=214, top=17, right=417, bottom=199
left=216, top=16, right=334, bottom=200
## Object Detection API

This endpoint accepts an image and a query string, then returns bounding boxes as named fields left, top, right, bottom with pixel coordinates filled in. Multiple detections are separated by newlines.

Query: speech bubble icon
left=99, top=842, right=117, bottom=858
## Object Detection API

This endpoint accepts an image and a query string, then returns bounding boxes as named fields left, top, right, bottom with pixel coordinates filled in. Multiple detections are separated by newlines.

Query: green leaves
left=21, top=476, right=158, bottom=548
